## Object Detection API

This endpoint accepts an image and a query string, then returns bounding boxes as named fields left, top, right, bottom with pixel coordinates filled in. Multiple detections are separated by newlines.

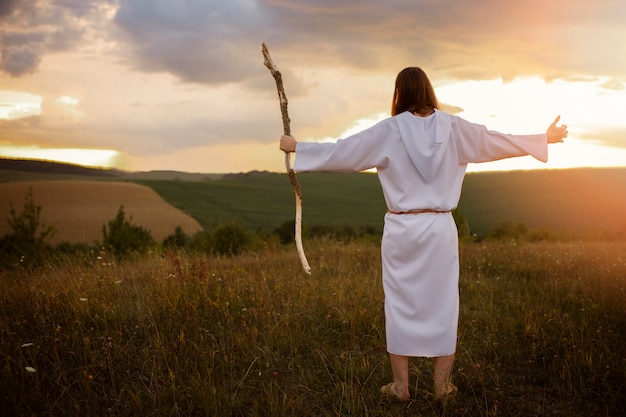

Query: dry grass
left=0, top=181, right=203, bottom=244
left=1, top=239, right=624, bottom=416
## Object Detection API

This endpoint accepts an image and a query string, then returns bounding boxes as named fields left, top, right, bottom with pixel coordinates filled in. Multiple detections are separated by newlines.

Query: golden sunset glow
left=1, top=146, right=122, bottom=168
left=0, top=91, right=42, bottom=120
left=1, top=1, right=624, bottom=173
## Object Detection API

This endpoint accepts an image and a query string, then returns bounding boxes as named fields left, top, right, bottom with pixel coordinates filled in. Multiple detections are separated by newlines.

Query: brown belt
left=387, top=209, right=451, bottom=215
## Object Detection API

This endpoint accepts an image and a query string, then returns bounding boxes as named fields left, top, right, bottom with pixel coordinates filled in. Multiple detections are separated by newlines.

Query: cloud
left=0, top=0, right=19, bottom=17
left=1, top=0, right=625, bottom=173
left=0, top=45, right=40, bottom=76
left=0, top=0, right=113, bottom=76
left=600, top=78, right=625, bottom=91
left=113, top=0, right=266, bottom=84
left=579, top=128, right=626, bottom=150
left=3, top=0, right=625, bottom=83
left=254, top=0, right=626, bottom=82
left=106, top=0, right=625, bottom=86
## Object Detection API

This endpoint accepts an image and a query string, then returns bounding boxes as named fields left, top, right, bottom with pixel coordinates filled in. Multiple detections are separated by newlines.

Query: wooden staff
left=262, top=42, right=311, bottom=274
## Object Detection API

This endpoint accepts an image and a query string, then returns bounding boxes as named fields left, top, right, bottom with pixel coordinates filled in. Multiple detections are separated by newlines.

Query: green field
left=134, top=172, right=389, bottom=233
left=136, top=168, right=626, bottom=238
left=1, top=240, right=624, bottom=416
left=2, top=159, right=626, bottom=239
left=458, top=168, right=626, bottom=236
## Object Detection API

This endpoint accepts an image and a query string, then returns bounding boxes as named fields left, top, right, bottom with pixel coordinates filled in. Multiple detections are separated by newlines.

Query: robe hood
left=395, top=110, right=452, bottom=183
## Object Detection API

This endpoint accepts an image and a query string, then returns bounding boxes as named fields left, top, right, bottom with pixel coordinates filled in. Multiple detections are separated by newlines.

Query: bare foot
left=381, top=382, right=410, bottom=401
left=434, top=381, right=457, bottom=400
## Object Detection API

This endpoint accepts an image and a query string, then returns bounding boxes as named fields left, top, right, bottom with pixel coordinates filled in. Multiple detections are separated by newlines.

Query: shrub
left=211, top=223, right=251, bottom=256
left=358, top=224, right=380, bottom=237
left=273, top=220, right=296, bottom=245
left=188, top=230, right=213, bottom=253
left=308, top=224, right=334, bottom=240
left=331, top=222, right=357, bottom=241
left=101, top=206, right=154, bottom=257
left=54, top=241, right=94, bottom=256
left=0, top=187, right=56, bottom=269
left=163, top=225, right=190, bottom=249
left=487, top=220, right=528, bottom=241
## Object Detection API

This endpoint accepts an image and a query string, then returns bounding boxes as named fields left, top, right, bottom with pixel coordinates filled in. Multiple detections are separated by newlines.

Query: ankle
left=434, top=380, right=457, bottom=398
left=392, top=383, right=410, bottom=400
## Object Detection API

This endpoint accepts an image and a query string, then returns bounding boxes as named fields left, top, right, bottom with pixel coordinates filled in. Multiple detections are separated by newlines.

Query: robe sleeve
left=293, top=118, right=394, bottom=172
left=452, top=116, right=548, bottom=165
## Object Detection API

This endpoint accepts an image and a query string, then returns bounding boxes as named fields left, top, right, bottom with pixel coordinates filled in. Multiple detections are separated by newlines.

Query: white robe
left=294, top=109, right=548, bottom=357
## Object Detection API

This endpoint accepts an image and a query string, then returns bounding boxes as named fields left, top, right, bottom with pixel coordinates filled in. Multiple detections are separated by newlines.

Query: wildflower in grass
left=25, top=367, right=36, bottom=373
left=21, top=343, right=34, bottom=348
left=79, top=298, right=88, bottom=302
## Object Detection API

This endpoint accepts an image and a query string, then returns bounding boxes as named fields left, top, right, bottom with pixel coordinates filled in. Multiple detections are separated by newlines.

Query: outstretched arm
left=547, top=115, right=568, bottom=144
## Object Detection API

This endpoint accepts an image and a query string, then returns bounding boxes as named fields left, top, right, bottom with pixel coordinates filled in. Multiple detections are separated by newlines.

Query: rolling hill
left=136, top=168, right=626, bottom=237
left=1, top=158, right=625, bottom=240
left=0, top=180, right=203, bottom=244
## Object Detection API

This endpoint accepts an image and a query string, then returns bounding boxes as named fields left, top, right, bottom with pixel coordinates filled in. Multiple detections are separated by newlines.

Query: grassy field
left=1, top=239, right=624, bottom=416
left=138, top=168, right=626, bottom=238
left=1, top=167, right=625, bottom=241
left=0, top=181, right=202, bottom=244
left=134, top=172, right=389, bottom=233
left=458, top=168, right=626, bottom=236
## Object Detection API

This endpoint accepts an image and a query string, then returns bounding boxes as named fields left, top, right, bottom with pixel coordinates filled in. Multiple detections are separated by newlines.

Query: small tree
left=273, top=220, right=295, bottom=245
left=163, top=225, right=190, bottom=249
left=0, top=187, right=56, bottom=268
left=101, top=206, right=154, bottom=257
left=273, top=220, right=309, bottom=245
left=308, top=224, right=333, bottom=240
left=211, top=223, right=251, bottom=256
left=188, top=230, right=213, bottom=253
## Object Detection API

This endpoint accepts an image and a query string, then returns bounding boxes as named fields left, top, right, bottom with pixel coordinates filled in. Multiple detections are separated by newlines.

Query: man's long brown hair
left=391, top=67, right=440, bottom=116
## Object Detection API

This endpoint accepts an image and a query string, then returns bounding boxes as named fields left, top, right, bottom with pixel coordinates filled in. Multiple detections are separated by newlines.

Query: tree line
left=1, top=187, right=608, bottom=270
left=0, top=188, right=384, bottom=269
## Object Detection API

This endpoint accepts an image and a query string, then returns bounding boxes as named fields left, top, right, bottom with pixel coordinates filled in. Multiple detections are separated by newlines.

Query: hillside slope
left=459, top=168, right=626, bottom=235
left=139, top=168, right=626, bottom=237
left=1, top=158, right=624, bottom=239
left=0, top=181, right=203, bottom=244
left=0, top=158, right=120, bottom=178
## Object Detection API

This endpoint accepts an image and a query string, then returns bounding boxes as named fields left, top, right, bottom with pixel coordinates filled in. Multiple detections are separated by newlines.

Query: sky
left=0, top=0, right=625, bottom=174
